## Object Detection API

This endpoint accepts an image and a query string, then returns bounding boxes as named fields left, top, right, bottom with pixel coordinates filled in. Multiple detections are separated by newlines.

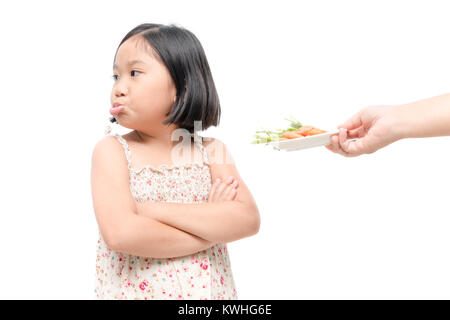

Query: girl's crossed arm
left=92, top=136, right=216, bottom=258
left=135, top=138, right=261, bottom=243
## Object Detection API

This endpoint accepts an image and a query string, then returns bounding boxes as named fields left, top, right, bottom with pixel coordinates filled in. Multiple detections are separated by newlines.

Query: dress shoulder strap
left=110, top=132, right=207, bottom=169
left=111, top=133, right=132, bottom=170
left=193, top=133, right=210, bottom=165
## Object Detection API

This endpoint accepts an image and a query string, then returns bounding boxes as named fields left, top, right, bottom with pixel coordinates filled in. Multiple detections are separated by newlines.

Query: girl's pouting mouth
left=110, top=105, right=125, bottom=116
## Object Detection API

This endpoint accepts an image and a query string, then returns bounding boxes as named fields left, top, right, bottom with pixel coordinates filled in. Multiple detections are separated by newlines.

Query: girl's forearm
left=111, top=214, right=215, bottom=259
left=137, top=201, right=260, bottom=243
left=398, top=93, right=450, bottom=139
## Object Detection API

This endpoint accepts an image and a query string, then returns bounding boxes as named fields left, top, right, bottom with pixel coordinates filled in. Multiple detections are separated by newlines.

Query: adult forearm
left=398, top=93, right=450, bottom=139
left=111, top=214, right=215, bottom=259
left=137, top=201, right=260, bottom=243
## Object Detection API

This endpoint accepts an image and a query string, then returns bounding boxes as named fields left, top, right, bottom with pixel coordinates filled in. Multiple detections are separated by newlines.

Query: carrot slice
left=306, top=128, right=326, bottom=136
left=296, top=126, right=314, bottom=136
left=283, top=131, right=302, bottom=139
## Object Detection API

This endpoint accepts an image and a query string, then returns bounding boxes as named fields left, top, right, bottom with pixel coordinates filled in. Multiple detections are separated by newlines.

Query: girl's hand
left=208, top=176, right=239, bottom=203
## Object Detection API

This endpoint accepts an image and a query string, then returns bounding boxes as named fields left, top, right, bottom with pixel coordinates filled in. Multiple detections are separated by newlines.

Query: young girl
left=91, top=23, right=260, bottom=300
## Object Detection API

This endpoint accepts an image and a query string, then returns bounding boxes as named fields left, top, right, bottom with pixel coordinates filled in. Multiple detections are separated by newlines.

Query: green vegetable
left=251, top=116, right=303, bottom=145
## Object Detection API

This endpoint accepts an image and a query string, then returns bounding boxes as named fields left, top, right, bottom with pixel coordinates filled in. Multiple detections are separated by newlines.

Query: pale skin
left=325, top=93, right=450, bottom=157
left=91, top=34, right=260, bottom=259
left=134, top=139, right=260, bottom=244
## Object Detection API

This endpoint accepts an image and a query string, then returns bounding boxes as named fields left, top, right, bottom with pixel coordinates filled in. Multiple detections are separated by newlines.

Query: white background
left=0, top=0, right=449, bottom=299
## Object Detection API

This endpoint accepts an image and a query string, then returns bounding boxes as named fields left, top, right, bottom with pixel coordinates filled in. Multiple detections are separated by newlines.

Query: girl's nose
left=114, top=89, right=127, bottom=97
left=113, top=83, right=128, bottom=97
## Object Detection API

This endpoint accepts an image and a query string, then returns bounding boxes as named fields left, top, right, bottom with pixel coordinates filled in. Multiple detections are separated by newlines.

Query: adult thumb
left=338, top=110, right=362, bottom=130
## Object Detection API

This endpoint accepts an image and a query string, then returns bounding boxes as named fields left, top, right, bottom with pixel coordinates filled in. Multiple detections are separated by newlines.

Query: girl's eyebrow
left=113, top=59, right=146, bottom=70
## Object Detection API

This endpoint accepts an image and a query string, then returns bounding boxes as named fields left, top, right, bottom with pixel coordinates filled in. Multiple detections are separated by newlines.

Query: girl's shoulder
left=199, top=135, right=222, bottom=146
left=200, top=136, right=220, bottom=152
left=104, top=131, right=139, bottom=150
left=199, top=136, right=234, bottom=166
left=112, top=131, right=135, bottom=143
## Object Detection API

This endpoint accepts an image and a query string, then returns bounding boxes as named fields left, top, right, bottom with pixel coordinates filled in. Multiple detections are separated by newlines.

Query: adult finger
left=338, top=127, right=348, bottom=147
left=325, top=135, right=340, bottom=153
left=329, top=134, right=350, bottom=157
left=348, top=126, right=365, bottom=138
left=338, top=110, right=362, bottom=130
left=345, top=132, right=380, bottom=155
left=325, top=144, right=335, bottom=152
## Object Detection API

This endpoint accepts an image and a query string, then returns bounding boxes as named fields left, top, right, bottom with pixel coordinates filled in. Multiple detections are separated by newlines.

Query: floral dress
left=94, top=132, right=237, bottom=300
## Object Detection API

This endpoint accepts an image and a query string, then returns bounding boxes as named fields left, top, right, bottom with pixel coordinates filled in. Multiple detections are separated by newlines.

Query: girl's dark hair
left=114, top=23, right=221, bottom=132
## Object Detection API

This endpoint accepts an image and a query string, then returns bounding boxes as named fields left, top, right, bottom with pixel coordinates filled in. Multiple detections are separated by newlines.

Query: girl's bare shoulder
left=202, top=137, right=235, bottom=166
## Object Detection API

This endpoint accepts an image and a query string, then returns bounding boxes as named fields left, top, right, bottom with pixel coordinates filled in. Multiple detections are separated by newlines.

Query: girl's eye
left=111, top=71, right=140, bottom=81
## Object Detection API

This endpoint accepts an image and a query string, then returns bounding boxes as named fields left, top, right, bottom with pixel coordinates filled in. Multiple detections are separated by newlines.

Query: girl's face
left=110, top=35, right=177, bottom=133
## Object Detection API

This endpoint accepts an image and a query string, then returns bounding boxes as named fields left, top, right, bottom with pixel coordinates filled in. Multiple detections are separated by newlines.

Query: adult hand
left=326, top=105, right=405, bottom=157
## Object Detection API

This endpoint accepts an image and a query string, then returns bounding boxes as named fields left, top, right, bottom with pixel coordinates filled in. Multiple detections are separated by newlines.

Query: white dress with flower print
left=94, top=133, right=237, bottom=300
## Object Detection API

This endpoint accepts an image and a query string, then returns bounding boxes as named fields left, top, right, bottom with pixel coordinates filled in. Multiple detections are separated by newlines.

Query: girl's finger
left=228, top=187, right=237, bottom=201
left=213, top=181, right=229, bottom=202
left=226, top=176, right=235, bottom=184
left=218, top=185, right=231, bottom=202
left=213, top=177, right=235, bottom=202
left=207, top=179, right=217, bottom=203
left=231, top=188, right=237, bottom=200
left=230, top=179, right=239, bottom=201
left=208, top=178, right=220, bottom=202
left=221, top=180, right=238, bottom=201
